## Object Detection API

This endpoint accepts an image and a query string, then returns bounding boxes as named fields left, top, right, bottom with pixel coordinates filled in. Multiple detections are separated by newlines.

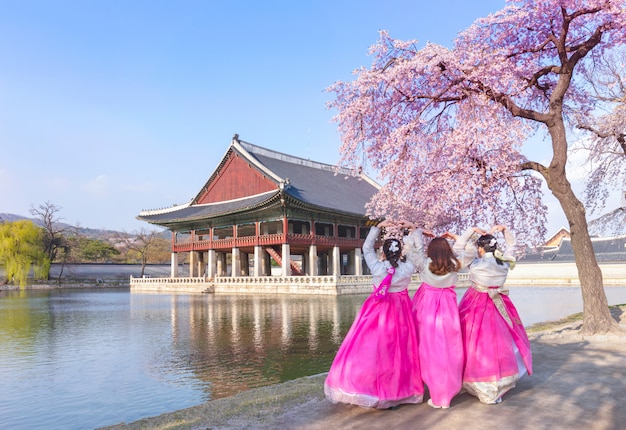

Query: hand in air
left=473, top=227, right=487, bottom=236
left=441, top=231, right=457, bottom=241
left=490, top=225, right=507, bottom=234
left=422, top=230, right=435, bottom=238
left=398, top=220, right=415, bottom=229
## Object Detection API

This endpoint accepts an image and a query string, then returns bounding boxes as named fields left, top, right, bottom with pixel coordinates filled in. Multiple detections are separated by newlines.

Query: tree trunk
left=546, top=163, right=619, bottom=334
left=140, top=256, right=147, bottom=278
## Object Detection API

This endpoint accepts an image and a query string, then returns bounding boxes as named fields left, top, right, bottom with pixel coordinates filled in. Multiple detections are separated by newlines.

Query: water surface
left=1, top=286, right=625, bottom=429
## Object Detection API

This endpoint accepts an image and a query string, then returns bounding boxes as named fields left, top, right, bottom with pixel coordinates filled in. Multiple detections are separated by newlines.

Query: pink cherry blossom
left=328, top=0, right=626, bottom=334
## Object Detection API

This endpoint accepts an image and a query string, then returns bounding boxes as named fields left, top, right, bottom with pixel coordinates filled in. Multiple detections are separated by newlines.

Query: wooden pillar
left=189, top=250, right=196, bottom=277
left=282, top=243, right=291, bottom=276
left=319, top=252, right=328, bottom=275
left=354, top=248, right=363, bottom=275
left=241, top=252, right=249, bottom=276
left=252, top=221, right=261, bottom=277
left=332, top=245, right=341, bottom=276
left=170, top=252, right=178, bottom=278
left=282, top=216, right=288, bottom=242
left=263, top=251, right=272, bottom=276
left=232, top=248, right=240, bottom=277
left=301, top=252, right=308, bottom=275
left=216, top=252, right=226, bottom=276
left=189, top=230, right=196, bottom=277
left=254, top=246, right=262, bottom=277
left=308, top=245, right=318, bottom=276
left=198, top=251, right=205, bottom=277
left=207, top=249, right=216, bottom=278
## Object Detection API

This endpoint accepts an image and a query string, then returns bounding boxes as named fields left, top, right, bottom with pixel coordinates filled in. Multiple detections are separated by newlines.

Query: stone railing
left=130, top=271, right=471, bottom=295
left=130, top=276, right=212, bottom=294
left=211, top=275, right=366, bottom=295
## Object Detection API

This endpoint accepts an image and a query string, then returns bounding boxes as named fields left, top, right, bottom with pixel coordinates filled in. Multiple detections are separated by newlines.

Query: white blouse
left=453, top=227, right=517, bottom=288
left=403, top=229, right=458, bottom=288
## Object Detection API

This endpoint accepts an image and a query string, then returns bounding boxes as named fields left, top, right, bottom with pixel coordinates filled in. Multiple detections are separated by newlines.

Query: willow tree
left=328, top=0, right=626, bottom=334
left=0, top=220, right=47, bottom=287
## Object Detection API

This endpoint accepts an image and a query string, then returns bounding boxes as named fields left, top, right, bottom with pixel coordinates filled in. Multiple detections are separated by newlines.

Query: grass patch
left=526, top=304, right=626, bottom=334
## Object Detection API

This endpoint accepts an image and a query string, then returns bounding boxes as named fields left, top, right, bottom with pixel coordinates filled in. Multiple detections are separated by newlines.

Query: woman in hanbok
left=402, top=221, right=464, bottom=409
left=324, top=220, right=424, bottom=409
left=452, top=224, right=532, bottom=404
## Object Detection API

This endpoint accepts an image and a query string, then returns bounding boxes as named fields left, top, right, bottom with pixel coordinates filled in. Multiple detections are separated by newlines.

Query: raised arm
left=363, top=225, right=382, bottom=270
left=452, top=227, right=484, bottom=268
left=400, top=221, right=431, bottom=272
left=491, top=225, right=517, bottom=260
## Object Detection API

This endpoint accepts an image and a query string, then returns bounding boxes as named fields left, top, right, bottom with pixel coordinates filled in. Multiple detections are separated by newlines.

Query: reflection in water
left=1, top=286, right=625, bottom=430
left=168, top=294, right=364, bottom=400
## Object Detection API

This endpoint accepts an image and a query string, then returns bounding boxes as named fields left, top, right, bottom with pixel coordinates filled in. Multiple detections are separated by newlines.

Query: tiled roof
left=247, top=151, right=378, bottom=216
left=137, top=191, right=278, bottom=224
left=137, top=138, right=380, bottom=226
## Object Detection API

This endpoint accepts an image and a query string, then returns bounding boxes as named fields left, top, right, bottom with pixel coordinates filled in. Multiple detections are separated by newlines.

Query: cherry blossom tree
left=576, top=48, right=626, bottom=218
left=328, top=0, right=626, bottom=334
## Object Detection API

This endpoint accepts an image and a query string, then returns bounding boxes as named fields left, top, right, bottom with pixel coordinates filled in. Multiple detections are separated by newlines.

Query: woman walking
left=324, top=220, right=423, bottom=409
left=452, top=224, right=532, bottom=405
left=402, top=221, right=464, bottom=409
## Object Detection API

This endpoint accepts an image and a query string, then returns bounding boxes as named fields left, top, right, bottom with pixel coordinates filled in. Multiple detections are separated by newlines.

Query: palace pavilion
left=132, top=135, right=393, bottom=295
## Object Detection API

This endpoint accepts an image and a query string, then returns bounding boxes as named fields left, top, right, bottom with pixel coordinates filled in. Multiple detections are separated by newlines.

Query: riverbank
left=101, top=305, right=626, bottom=430
left=5, top=262, right=626, bottom=291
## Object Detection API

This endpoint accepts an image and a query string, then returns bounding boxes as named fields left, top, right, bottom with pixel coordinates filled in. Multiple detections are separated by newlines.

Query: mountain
left=0, top=213, right=167, bottom=240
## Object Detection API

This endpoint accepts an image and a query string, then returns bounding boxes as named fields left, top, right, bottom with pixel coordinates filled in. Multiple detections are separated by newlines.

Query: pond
left=1, top=285, right=625, bottom=430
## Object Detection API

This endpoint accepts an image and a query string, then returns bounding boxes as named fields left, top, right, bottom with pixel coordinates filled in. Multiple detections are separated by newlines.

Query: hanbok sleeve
left=363, top=227, right=382, bottom=271
left=502, top=228, right=517, bottom=261
left=403, top=229, right=427, bottom=272
left=453, top=228, right=477, bottom=268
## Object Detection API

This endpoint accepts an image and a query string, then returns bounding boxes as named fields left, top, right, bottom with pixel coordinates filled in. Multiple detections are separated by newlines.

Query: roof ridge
left=188, top=190, right=277, bottom=207
left=238, top=139, right=357, bottom=176
left=138, top=200, right=192, bottom=216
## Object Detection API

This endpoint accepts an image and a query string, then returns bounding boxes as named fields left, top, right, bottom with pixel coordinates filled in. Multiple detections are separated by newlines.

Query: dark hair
left=382, top=238, right=402, bottom=268
left=427, top=237, right=461, bottom=275
left=476, top=234, right=504, bottom=265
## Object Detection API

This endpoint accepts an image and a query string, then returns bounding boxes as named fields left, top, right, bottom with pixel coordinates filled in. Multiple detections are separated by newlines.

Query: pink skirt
left=324, top=289, right=424, bottom=409
left=459, top=286, right=532, bottom=403
left=412, top=283, right=464, bottom=407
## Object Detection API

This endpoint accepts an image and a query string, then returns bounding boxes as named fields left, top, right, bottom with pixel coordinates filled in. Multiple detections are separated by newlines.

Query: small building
left=544, top=227, right=570, bottom=248
left=133, top=136, right=388, bottom=294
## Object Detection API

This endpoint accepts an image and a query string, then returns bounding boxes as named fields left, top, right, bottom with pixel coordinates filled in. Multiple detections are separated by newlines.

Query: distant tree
left=0, top=220, right=47, bottom=287
left=29, top=201, right=72, bottom=278
left=115, top=229, right=167, bottom=277
left=327, top=1, right=626, bottom=334
left=77, top=238, right=120, bottom=263
left=146, top=236, right=172, bottom=264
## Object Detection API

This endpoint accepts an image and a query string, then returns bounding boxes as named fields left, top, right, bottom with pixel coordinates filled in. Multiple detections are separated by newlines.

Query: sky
left=0, top=0, right=619, bottom=234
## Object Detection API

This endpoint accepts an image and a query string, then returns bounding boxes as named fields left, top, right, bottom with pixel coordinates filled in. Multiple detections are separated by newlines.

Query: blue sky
left=0, top=0, right=595, bottom=233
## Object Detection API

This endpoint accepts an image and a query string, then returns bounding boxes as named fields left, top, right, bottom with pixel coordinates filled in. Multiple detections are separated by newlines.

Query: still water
left=1, top=285, right=626, bottom=430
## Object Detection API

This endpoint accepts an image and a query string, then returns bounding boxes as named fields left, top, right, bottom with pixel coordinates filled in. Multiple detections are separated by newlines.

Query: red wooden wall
left=195, top=153, right=276, bottom=204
